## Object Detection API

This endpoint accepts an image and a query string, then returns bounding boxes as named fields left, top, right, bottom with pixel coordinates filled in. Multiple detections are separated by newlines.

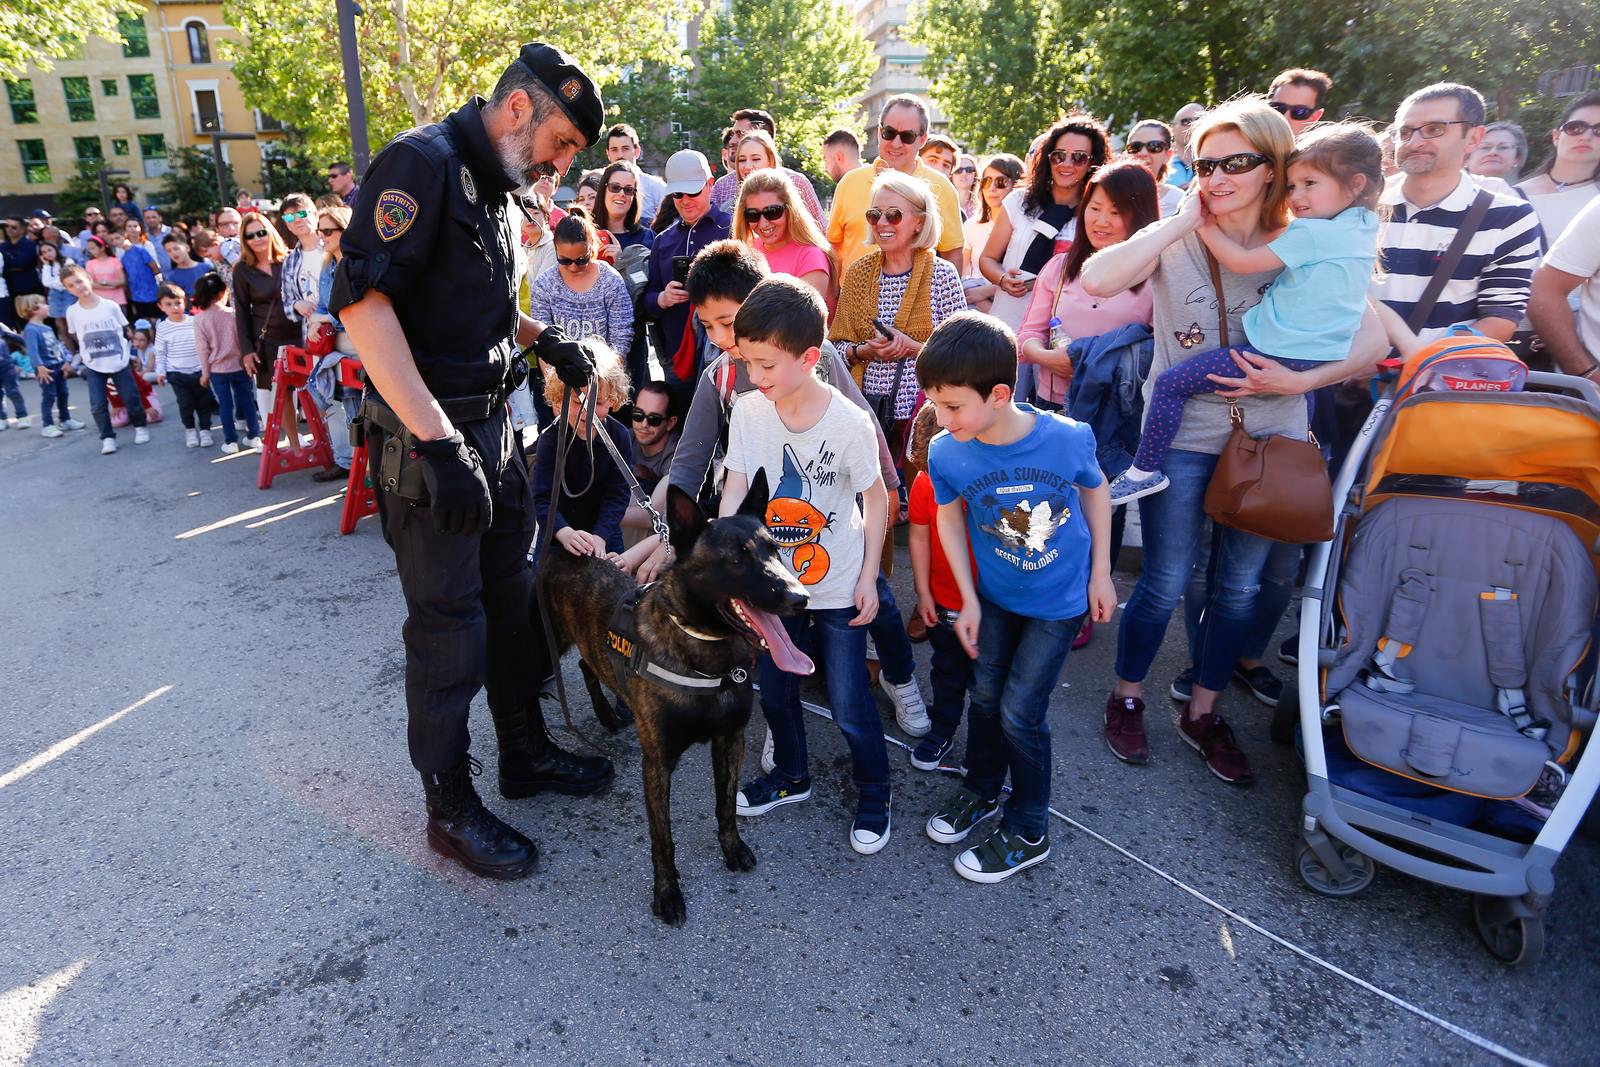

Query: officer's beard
left=496, top=119, right=556, bottom=197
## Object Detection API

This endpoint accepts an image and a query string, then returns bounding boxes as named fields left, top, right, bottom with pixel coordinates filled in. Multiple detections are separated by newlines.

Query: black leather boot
left=494, top=701, right=615, bottom=799
left=421, top=759, right=538, bottom=879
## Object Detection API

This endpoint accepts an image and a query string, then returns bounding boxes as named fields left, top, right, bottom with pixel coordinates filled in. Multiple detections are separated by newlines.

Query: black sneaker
left=735, top=770, right=812, bottom=816
left=1233, top=664, right=1283, bottom=707
left=850, top=795, right=892, bottom=855
left=926, top=786, right=1002, bottom=844
left=1278, top=636, right=1298, bottom=666
left=1169, top=668, right=1194, bottom=703
left=953, top=825, right=1050, bottom=883
left=910, top=734, right=954, bottom=771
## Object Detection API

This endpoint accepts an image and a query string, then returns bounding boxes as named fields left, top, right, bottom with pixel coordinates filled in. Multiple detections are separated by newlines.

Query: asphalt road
left=3, top=415, right=1597, bottom=1067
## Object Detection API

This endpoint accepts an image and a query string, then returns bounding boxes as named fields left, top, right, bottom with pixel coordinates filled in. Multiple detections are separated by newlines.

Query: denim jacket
left=1065, top=322, right=1154, bottom=479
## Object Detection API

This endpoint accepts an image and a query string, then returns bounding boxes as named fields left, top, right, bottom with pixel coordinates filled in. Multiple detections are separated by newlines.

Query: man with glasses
left=708, top=108, right=824, bottom=224
left=642, top=149, right=731, bottom=404
left=330, top=41, right=614, bottom=883
left=604, top=123, right=666, bottom=225
left=214, top=208, right=243, bottom=266
left=1168, top=102, right=1205, bottom=188
left=622, top=381, right=680, bottom=538
left=327, top=162, right=361, bottom=207
left=825, top=94, right=965, bottom=272
left=1266, top=68, right=1331, bottom=136
left=1374, top=82, right=1541, bottom=343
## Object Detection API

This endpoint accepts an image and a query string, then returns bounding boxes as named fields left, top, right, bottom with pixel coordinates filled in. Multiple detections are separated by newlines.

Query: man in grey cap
left=640, top=149, right=730, bottom=407
left=332, top=41, right=614, bottom=881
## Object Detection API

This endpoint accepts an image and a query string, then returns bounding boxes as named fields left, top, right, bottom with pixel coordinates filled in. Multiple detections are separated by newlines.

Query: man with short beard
left=331, top=41, right=614, bottom=882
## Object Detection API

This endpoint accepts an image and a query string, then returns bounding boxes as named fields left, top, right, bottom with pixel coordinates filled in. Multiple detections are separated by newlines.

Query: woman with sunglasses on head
left=732, top=168, right=835, bottom=307
left=307, top=204, right=361, bottom=481
left=1083, top=97, right=1388, bottom=787
left=1123, top=120, right=1185, bottom=217
left=232, top=211, right=302, bottom=435
left=590, top=160, right=656, bottom=255
left=528, top=212, right=634, bottom=358
left=1515, top=91, right=1600, bottom=250
left=980, top=116, right=1109, bottom=336
left=278, top=193, right=326, bottom=345
left=960, top=155, right=1023, bottom=313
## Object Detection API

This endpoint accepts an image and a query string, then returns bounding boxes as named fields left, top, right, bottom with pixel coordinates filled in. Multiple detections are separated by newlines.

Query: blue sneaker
left=850, top=795, right=892, bottom=855
left=1109, top=469, right=1169, bottom=506
left=735, top=770, right=812, bottom=816
left=910, top=734, right=954, bottom=771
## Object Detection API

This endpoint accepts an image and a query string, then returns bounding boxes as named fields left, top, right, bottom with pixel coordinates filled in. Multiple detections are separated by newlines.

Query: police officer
left=332, top=43, right=613, bottom=880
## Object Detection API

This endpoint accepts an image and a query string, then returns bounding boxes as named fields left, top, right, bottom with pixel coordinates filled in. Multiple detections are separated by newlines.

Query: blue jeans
left=84, top=364, right=147, bottom=439
left=1183, top=530, right=1301, bottom=663
left=39, top=367, right=70, bottom=426
left=327, top=394, right=361, bottom=467
left=758, top=606, right=891, bottom=805
left=209, top=370, right=260, bottom=444
left=0, top=358, right=26, bottom=418
left=964, top=597, right=1085, bottom=841
left=867, top=573, right=915, bottom=685
left=926, top=612, right=974, bottom=745
left=1115, top=448, right=1274, bottom=693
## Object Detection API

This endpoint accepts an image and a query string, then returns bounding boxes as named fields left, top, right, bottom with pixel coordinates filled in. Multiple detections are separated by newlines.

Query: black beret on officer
left=330, top=43, right=616, bottom=882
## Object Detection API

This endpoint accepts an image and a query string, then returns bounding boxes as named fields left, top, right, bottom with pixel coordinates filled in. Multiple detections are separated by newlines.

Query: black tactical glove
left=531, top=324, right=595, bottom=389
left=413, top=432, right=492, bottom=535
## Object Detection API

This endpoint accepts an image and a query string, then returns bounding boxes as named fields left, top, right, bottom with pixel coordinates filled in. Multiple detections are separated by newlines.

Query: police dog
left=541, top=473, right=811, bottom=925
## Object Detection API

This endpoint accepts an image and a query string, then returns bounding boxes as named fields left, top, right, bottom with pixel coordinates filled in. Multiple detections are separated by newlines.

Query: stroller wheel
left=1296, top=842, right=1376, bottom=897
left=1473, top=894, right=1546, bottom=967
left=1270, top=686, right=1299, bottom=746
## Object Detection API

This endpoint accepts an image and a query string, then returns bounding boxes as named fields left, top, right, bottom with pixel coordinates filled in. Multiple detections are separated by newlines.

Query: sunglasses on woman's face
left=879, top=123, right=920, bottom=145
left=1126, top=140, right=1170, bottom=154
left=1268, top=102, right=1317, bottom=121
left=281, top=209, right=310, bottom=223
left=317, top=226, right=343, bottom=235
left=630, top=410, right=669, bottom=426
left=864, top=207, right=916, bottom=225
left=1559, top=119, right=1600, bottom=137
left=606, top=182, right=637, bottom=196
left=557, top=254, right=592, bottom=267
left=1048, top=149, right=1092, bottom=166
left=244, top=229, right=270, bottom=240
left=954, top=165, right=976, bottom=174
left=979, top=174, right=1015, bottom=189
left=1193, top=152, right=1270, bottom=177
left=743, top=204, right=787, bottom=223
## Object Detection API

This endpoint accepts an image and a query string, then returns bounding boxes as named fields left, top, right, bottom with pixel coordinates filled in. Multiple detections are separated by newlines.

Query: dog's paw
left=722, top=838, right=758, bottom=873
left=652, top=883, right=687, bottom=926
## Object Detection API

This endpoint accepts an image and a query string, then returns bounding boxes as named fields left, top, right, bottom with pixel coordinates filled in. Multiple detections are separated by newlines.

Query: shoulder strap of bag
left=1405, top=190, right=1493, bottom=334
left=1205, top=249, right=1230, bottom=349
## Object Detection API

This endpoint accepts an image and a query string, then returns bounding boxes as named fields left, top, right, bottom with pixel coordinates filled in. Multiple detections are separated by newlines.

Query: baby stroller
left=1293, top=330, right=1600, bottom=966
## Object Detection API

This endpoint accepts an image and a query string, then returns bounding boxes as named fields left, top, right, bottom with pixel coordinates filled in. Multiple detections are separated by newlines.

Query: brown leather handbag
left=1200, top=253, right=1334, bottom=544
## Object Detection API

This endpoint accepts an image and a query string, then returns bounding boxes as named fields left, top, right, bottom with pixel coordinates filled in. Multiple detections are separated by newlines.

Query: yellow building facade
left=0, top=0, right=283, bottom=209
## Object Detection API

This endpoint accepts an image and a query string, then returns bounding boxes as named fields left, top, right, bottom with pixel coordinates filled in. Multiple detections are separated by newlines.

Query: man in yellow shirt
left=827, top=95, right=965, bottom=274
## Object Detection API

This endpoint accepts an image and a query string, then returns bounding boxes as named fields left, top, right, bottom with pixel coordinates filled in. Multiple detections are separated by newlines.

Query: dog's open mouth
left=726, top=599, right=814, bottom=676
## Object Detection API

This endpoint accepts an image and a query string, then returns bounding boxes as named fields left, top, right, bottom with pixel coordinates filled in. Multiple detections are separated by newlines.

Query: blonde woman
left=232, top=211, right=299, bottom=424
left=732, top=168, right=834, bottom=304
left=734, top=130, right=781, bottom=185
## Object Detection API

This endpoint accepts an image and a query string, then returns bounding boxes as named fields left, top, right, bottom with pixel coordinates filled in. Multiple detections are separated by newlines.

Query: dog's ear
left=738, top=468, right=770, bottom=521
left=666, top=485, right=708, bottom=558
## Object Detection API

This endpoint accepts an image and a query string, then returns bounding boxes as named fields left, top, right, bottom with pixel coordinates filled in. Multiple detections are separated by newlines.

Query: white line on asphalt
left=244, top=491, right=345, bottom=528
left=0, top=958, right=91, bottom=1067
left=792, top=696, right=1551, bottom=1067
left=0, top=686, right=172, bottom=791
left=175, top=499, right=305, bottom=539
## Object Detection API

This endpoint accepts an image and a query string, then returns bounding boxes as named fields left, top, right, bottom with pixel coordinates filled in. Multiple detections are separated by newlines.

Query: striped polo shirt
left=1373, top=172, right=1543, bottom=341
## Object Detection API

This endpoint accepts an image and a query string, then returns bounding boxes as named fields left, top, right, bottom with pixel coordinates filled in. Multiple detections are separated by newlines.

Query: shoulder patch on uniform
left=459, top=165, right=478, bottom=205
left=375, top=189, right=420, bottom=242
left=560, top=78, right=582, bottom=102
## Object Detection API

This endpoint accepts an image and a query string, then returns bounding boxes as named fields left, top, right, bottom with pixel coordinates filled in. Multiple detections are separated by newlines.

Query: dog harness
left=604, top=587, right=751, bottom=695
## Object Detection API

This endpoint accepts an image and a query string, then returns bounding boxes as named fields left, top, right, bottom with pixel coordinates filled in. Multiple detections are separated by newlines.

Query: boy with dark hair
left=919, top=311, right=1116, bottom=882
left=719, top=276, right=894, bottom=854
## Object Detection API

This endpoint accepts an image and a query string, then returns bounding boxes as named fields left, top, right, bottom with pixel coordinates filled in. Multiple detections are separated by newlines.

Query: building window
left=74, top=136, right=103, bottom=167
left=63, top=77, right=94, bottom=122
left=102, top=79, right=119, bottom=97
left=194, top=88, right=221, bottom=133
left=19, top=140, right=50, bottom=184
left=138, top=133, right=168, bottom=178
left=5, top=80, right=37, bottom=124
left=128, top=74, right=160, bottom=119
left=256, top=110, right=284, bottom=132
left=119, top=14, right=150, bottom=58
left=112, top=138, right=130, bottom=156
left=186, top=22, right=211, bottom=63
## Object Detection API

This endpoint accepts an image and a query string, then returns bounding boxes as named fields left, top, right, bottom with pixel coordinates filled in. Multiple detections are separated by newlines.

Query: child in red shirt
left=906, top=401, right=977, bottom=772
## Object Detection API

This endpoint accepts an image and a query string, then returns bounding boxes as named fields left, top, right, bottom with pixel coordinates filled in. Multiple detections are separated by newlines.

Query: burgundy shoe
left=1073, top=620, right=1093, bottom=650
left=1178, top=712, right=1253, bottom=786
left=1103, top=694, right=1149, bottom=764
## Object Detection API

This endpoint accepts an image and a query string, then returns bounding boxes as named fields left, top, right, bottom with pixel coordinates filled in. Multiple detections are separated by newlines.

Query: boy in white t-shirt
left=719, top=276, right=895, bottom=855
left=60, top=263, right=149, bottom=454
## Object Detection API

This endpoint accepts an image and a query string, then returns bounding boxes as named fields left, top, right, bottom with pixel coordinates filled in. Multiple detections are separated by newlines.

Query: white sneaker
left=881, top=674, right=931, bottom=737
left=760, top=728, right=776, bottom=774
left=100, top=437, right=118, bottom=455
left=14, top=416, right=30, bottom=429
left=185, top=428, right=199, bottom=448
left=243, top=436, right=263, bottom=450
left=133, top=427, right=150, bottom=445
left=198, top=429, right=215, bottom=447
left=61, top=418, right=86, bottom=431
left=0, top=420, right=8, bottom=431
left=41, top=424, right=64, bottom=439
left=220, top=440, right=241, bottom=455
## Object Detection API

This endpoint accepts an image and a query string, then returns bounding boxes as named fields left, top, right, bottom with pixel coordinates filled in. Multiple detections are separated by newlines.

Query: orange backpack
left=1393, top=326, right=1527, bottom=404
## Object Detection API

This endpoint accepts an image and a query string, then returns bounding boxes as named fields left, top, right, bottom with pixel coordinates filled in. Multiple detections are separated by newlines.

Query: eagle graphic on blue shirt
left=979, top=496, right=1071, bottom=558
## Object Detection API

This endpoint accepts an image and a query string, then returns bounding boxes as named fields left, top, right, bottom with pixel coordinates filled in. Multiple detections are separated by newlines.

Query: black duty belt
left=360, top=390, right=506, bottom=437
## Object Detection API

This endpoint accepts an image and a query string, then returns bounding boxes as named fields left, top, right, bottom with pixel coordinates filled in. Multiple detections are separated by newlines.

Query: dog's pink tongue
left=737, top=601, right=814, bottom=675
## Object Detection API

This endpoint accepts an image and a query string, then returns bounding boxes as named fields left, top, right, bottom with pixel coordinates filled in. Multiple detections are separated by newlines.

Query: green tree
left=0, top=0, right=134, bottom=80
left=51, top=165, right=109, bottom=223
left=159, top=147, right=235, bottom=218
left=685, top=0, right=876, bottom=176
left=260, top=136, right=330, bottom=200
left=222, top=0, right=701, bottom=162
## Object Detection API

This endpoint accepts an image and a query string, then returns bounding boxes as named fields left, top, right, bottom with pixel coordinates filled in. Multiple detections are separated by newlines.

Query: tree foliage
left=222, top=0, right=700, bottom=162
left=683, top=0, right=877, bottom=175
left=260, top=137, right=331, bottom=201
left=0, top=0, right=133, bottom=80
left=159, top=147, right=235, bottom=219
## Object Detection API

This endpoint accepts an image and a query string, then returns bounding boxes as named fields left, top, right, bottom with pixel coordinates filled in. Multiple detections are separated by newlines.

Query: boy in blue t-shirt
left=921, top=311, right=1116, bottom=882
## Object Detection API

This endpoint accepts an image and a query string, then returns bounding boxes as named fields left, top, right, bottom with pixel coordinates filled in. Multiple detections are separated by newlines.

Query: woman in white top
left=960, top=154, right=1023, bottom=312
left=1123, top=119, right=1185, bottom=217
left=1516, top=91, right=1600, bottom=247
